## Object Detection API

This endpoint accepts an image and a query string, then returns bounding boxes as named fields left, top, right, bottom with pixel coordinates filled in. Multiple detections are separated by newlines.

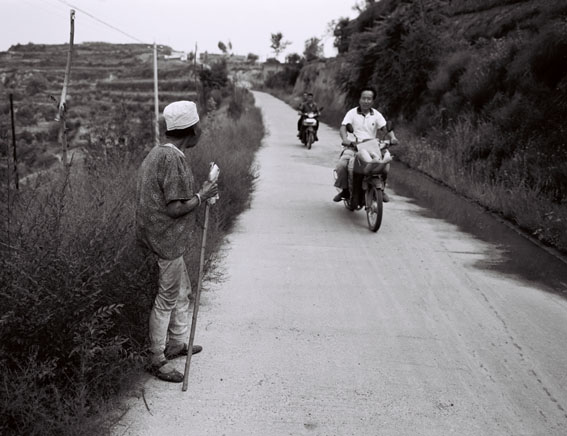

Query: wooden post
left=153, top=42, right=159, bottom=146
left=9, top=94, right=18, bottom=190
left=56, top=9, right=75, bottom=167
left=194, top=42, right=198, bottom=100
left=6, top=95, right=13, bottom=254
left=182, top=202, right=210, bottom=391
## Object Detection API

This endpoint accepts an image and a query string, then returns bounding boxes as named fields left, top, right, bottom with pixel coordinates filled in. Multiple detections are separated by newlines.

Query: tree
left=270, top=32, right=291, bottom=60
left=286, top=53, right=302, bottom=64
left=199, top=59, right=229, bottom=111
left=25, top=73, right=49, bottom=96
left=199, top=60, right=228, bottom=90
left=353, top=0, right=375, bottom=12
left=303, top=37, right=323, bottom=62
left=218, top=41, right=227, bottom=54
left=247, top=53, right=259, bottom=63
left=333, top=17, right=352, bottom=54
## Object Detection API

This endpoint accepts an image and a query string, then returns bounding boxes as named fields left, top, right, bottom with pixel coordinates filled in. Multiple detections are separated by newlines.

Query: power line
left=20, top=0, right=68, bottom=21
left=53, top=0, right=148, bottom=44
left=17, top=0, right=121, bottom=47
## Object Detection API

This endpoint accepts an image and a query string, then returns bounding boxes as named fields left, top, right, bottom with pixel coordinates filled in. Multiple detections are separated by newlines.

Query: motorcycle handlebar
left=341, top=138, right=399, bottom=150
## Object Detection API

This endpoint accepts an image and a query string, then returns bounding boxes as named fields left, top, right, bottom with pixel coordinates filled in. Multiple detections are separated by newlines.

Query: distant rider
left=296, top=92, right=308, bottom=137
left=297, top=92, right=320, bottom=142
left=333, top=86, right=397, bottom=203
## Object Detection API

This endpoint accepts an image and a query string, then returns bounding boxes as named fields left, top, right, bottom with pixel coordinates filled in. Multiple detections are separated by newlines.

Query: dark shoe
left=164, top=343, right=203, bottom=360
left=382, top=191, right=390, bottom=203
left=333, top=189, right=349, bottom=202
left=149, top=360, right=184, bottom=383
left=314, top=134, right=319, bottom=142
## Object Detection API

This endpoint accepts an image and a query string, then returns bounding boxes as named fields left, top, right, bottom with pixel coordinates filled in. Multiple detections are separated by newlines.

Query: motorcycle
left=334, top=124, right=397, bottom=232
left=298, top=109, right=322, bottom=150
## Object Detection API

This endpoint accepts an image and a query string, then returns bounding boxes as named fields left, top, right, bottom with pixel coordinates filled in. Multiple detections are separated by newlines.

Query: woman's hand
left=199, top=180, right=218, bottom=200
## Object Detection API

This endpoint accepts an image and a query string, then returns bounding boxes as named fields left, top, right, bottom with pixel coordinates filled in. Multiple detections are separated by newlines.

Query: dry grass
left=396, top=122, right=567, bottom=252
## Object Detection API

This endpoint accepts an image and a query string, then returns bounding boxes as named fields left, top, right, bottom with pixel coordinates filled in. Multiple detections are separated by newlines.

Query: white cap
left=163, top=101, right=200, bottom=131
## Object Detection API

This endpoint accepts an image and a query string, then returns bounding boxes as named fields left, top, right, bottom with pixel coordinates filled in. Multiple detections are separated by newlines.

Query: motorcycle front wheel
left=306, top=131, right=313, bottom=149
left=366, top=187, right=383, bottom=232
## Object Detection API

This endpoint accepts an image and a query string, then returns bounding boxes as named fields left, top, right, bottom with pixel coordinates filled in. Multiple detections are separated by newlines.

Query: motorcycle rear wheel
left=366, top=187, right=383, bottom=232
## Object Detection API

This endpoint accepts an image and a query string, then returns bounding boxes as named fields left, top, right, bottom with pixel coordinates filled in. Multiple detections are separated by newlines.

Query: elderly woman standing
left=136, top=101, right=218, bottom=382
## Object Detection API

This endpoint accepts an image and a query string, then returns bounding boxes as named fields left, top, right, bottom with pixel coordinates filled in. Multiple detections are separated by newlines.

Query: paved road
left=113, top=92, right=567, bottom=436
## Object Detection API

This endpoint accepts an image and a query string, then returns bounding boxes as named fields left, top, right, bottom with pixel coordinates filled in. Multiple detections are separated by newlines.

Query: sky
left=0, top=0, right=360, bottom=60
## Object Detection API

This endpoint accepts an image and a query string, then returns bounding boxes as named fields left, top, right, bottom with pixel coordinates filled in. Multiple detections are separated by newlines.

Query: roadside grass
left=395, top=122, right=567, bottom=253
left=0, top=91, right=264, bottom=436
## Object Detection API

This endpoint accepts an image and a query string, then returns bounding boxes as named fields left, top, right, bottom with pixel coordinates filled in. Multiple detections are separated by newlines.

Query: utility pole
left=194, top=42, right=198, bottom=100
left=9, top=94, right=18, bottom=190
left=153, top=42, right=159, bottom=146
left=56, top=9, right=75, bottom=167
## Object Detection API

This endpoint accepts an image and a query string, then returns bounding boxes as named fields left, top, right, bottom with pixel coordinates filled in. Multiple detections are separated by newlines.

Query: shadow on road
left=389, top=162, right=567, bottom=299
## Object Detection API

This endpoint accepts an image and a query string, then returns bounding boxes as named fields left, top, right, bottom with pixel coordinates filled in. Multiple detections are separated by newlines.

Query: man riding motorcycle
left=333, top=86, right=397, bottom=203
left=297, top=92, right=320, bottom=142
left=296, top=92, right=308, bottom=134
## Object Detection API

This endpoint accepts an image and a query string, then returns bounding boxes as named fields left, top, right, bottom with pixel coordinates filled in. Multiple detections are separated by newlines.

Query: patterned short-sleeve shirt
left=136, top=144, right=196, bottom=260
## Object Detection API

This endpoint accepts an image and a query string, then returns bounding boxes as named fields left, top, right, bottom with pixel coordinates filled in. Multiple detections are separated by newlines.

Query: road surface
left=112, top=91, right=567, bottom=436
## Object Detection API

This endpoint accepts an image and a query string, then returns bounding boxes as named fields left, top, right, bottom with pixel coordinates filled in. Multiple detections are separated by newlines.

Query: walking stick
left=182, top=201, right=210, bottom=391
left=183, top=162, right=219, bottom=391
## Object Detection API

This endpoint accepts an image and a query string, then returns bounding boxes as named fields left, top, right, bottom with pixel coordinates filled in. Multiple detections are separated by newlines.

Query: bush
left=524, top=22, right=567, bottom=89
left=25, top=73, right=49, bottom=96
left=199, top=60, right=229, bottom=90
left=265, top=65, right=301, bottom=90
left=457, top=39, right=513, bottom=112
left=337, top=0, right=446, bottom=117
left=428, top=50, right=471, bottom=99
left=199, top=60, right=230, bottom=111
left=16, top=103, right=37, bottom=125
left=227, top=85, right=252, bottom=120
left=0, top=165, right=151, bottom=435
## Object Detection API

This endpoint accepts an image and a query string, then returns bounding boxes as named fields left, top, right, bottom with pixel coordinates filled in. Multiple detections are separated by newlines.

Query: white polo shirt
left=341, top=106, right=387, bottom=141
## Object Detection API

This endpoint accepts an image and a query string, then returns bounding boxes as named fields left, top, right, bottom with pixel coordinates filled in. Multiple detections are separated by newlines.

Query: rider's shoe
left=333, top=189, right=349, bottom=202
left=382, top=191, right=390, bottom=203
left=314, top=134, right=319, bottom=142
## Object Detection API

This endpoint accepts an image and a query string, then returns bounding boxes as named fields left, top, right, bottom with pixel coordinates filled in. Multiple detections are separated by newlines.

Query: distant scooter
left=298, top=108, right=322, bottom=150
left=334, top=123, right=397, bottom=232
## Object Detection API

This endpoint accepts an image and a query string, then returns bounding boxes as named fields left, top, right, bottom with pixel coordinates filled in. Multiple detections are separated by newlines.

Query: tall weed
left=0, top=164, right=150, bottom=434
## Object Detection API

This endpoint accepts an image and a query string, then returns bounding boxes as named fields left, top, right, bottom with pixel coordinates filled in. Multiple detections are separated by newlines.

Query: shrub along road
left=112, top=92, right=567, bottom=436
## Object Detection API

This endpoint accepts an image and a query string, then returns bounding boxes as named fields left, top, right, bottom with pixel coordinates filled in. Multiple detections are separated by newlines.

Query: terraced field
left=0, top=42, right=197, bottom=179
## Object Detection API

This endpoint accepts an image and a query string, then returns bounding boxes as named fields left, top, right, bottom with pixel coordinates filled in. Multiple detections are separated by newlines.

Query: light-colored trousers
left=149, top=255, right=192, bottom=361
left=334, top=148, right=355, bottom=190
